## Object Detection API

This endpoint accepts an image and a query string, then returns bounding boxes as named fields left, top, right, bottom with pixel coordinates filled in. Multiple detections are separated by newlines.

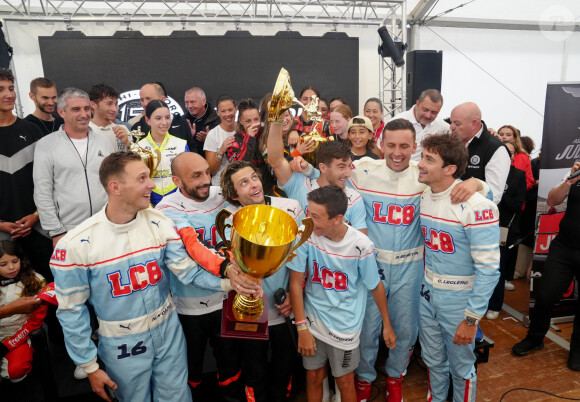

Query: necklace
left=37, top=116, right=56, bottom=134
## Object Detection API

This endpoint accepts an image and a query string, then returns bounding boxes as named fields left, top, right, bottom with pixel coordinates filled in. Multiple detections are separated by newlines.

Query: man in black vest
left=450, top=102, right=510, bottom=204
left=513, top=162, right=580, bottom=371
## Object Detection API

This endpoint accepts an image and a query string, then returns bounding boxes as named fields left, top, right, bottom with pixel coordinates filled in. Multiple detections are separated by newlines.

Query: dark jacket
left=498, top=165, right=526, bottom=238
left=184, top=102, right=221, bottom=155
left=227, top=132, right=274, bottom=196
left=461, top=120, right=505, bottom=183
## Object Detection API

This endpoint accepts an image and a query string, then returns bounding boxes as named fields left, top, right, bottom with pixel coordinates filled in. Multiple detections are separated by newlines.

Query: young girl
left=138, top=99, right=190, bottom=206
left=363, top=97, right=385, bottom=157
left=347, top=115, right=380, bottom=161
left=329, top=104, right=353, bottom=143
left=227, top=98, right=278, bottom=195
left=0, top=240, right=48, bottom=382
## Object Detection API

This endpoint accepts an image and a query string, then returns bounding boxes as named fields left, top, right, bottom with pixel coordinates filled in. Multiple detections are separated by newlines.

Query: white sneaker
left=504, top=281, right=515, bottom=291
left=74, top=366, right=88, bottom=380
left=486, top=310, right=500, bottom=320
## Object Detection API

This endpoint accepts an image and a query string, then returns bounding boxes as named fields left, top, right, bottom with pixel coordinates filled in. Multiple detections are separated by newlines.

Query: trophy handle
left=152, top=148, right=162, bottom=174
left=215, top=209, right=233, bottom=251
left=286, top=217, right=314, bottom=263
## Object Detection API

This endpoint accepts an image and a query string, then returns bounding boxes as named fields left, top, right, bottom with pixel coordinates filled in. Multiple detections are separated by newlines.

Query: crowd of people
left=1, top=65, right=578, bottom=402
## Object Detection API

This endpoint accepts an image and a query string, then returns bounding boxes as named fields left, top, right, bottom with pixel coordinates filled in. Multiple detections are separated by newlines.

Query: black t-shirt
left=24, top=114, right=64, bottom=137
left=0, top=118, right=43, bottom=222
left=351, top=149, right=380, bottom=161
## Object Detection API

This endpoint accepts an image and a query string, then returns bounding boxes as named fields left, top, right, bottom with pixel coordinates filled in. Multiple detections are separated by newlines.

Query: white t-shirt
left=89, top=121, right=126, bottom=150
left=70, top=137, right=88, bottom=161
left=203, top=125, right=235, bottom=185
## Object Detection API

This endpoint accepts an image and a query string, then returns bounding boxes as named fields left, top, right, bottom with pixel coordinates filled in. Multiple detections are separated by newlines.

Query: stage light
left=378, top=26, right=406, bottom=67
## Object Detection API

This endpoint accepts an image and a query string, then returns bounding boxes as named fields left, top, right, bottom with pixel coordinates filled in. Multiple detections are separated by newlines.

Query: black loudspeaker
left=406, top=50, right=442, bottom=109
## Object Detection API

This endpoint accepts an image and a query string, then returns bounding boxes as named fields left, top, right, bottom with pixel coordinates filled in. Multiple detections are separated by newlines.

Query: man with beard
left=156, top=152, right=246, bottom=401
left=388, top=89, right=449, bottom=163
left=184, top=87, right=220, bottom=156
left=24, top=77, right=64, bottom=136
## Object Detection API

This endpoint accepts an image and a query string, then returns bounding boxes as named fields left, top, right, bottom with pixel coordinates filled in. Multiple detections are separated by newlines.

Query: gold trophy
left=216, top=204, right=313, bottom=339
left=269, top=68, right=334, bottom=164
left=128, top=126, right=161, bottom=179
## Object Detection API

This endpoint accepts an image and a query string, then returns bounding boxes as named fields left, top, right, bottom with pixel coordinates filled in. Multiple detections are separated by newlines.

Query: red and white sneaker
left=355, top=377, right=372, bottom=402
left=386, top=376, right=403, bottom=402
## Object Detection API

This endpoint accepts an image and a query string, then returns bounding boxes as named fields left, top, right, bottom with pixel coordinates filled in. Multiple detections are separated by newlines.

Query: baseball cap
left=347, top=115, right=373, bottom=132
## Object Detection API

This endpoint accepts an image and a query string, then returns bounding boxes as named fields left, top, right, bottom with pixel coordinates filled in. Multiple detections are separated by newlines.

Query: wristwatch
left=465, top=316, right=479, bottom=326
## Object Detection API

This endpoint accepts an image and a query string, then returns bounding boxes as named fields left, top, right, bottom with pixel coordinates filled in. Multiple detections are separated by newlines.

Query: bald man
left=130, top=82, right=191, bottom=143
left=450, top=102, right=510, bottom=204
left=155, top=153, right=245, bottom=400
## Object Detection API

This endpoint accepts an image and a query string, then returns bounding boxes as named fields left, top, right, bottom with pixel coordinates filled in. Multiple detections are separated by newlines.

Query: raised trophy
left=269, top=67, right=333, bottom=164
left=216, top=205, right=313, bottom=340
left=128, top=126, right=161, bottom=179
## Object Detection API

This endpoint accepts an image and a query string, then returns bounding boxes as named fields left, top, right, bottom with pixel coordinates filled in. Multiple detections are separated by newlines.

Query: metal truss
left=0, top=0, right=406, bottom=115
left=379, top=1, right=405, bottom=117
left=0, top=1, right=404, bottom=26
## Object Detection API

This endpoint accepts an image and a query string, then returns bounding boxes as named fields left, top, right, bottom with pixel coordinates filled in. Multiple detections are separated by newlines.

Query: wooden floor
left=292, top=277, right=580, bottom=402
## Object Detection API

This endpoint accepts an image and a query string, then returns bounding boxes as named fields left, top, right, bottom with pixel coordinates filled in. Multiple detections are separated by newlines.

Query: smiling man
left=389, top=89, right=449, bottom=163
left=220, top=160, right=306, bottom=402
left=348, top=119, right=486, bottom=402
left=88, top=83, right=130, bottom=150
left=33, top=88, right=119, bottom=249
left=156, top=152, right=246, bottom=401
left=417, top=133, right=499, bottom=402
left=184, top=87, right=220, bottom=156
left=24, top=77, right=64, bottom=137
left=267, top=122, right=367, bottom=233
left=51, top=151, right=254, bottom=402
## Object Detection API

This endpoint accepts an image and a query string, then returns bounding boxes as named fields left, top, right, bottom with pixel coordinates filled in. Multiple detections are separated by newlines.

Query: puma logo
left=199, top=300, right=210, bottom=307
left=80, top=236, right=90, bottom=244
left=19, top=135, right=26, bottom=141
left=286, top=207, right=298, bottom=215
left=119, top=324, right=131, bottom=330
left=151, top=220, right=160, bottom=228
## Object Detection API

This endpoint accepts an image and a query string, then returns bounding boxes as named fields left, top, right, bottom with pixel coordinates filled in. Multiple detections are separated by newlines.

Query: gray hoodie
left=33, top=127, right=117, bottom=237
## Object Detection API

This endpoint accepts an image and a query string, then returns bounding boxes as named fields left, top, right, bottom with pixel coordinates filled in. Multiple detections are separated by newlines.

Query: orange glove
left=178, top=227, right=229, bottom=277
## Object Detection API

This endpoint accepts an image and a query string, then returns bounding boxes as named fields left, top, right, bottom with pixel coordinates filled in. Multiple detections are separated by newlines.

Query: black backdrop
left=39, top=31, right=359, bottom=119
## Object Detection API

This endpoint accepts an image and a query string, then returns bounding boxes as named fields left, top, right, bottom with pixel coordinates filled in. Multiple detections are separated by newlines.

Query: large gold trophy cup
left=216, top=205, right=313, bottom=340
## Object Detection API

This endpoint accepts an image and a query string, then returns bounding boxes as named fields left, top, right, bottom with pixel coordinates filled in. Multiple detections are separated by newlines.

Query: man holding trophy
left=217, top=160, right=308, bottom=401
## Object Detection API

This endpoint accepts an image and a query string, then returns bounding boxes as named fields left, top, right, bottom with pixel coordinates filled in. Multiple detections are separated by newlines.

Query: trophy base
left=221, top=291, right=269, bottom=341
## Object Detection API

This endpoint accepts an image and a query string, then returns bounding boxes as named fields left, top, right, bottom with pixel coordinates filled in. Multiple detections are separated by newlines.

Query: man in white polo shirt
left=389, top=89, right=449, bottom=162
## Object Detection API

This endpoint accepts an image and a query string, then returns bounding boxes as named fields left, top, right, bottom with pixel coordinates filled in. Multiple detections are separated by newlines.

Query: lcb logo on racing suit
left=107, top=260, right=163, bottom=297
left=421, top=227, right=456, bottom=254
left=372, top=202, right=416, bottom=226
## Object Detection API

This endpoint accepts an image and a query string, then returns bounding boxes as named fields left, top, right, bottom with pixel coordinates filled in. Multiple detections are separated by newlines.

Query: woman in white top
left=204, top=95, right=237, bottom=185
